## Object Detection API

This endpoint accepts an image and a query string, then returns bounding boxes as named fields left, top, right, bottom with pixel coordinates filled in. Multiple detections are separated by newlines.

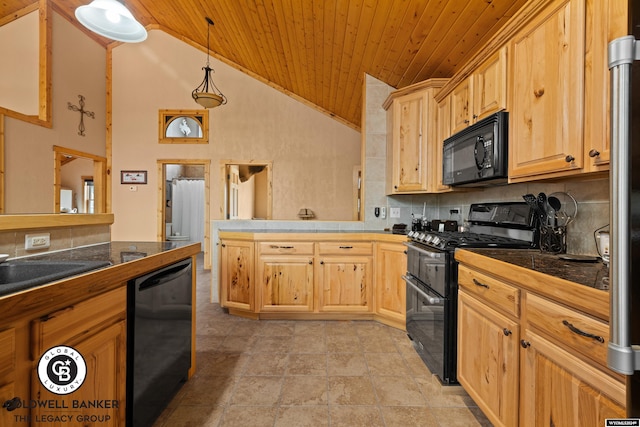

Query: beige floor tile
left=360, top=334, right=399, bottom=353
left=286, top=353, right=327, bottom=376
left=291, top=334, right=327, bottom=353
left=154, top=404, right=224, bottom=427
left=230, top=321, right=263, bottom=337
left=430, top=406, right=494, bottom=426
left=327, top=352, right=369, bottom=376
left=294, top=321, right=326, bottom=336
left=243, top=353, right=289, bottom=376
left=328, top=376, right=377, bottom=405
left=280, top=376, right=328, bottom=405
left=275, top=406, right=329, bottom=427
left=178, top=375, right=237, bottom=406
left=380, top=406, right=440, bottom=427
left=199, top=353, right=249, bottom=377
left=219, top=406, right=277, bottom=427
left=259, top=320, right=296, bottom=336
left=251, top=336, right=293, bottom=353
left=325, top=320, right=359, bottom=336
left=326, top=334, right=362, bottom=353
left=230, top=376, right=284, bottom=406
left=365, top=352, right=410, bottom=376
left=329, top=405, right=385, bottom=427
left=371, top=376, right=428, bottom=406
left=218, top=334, right=257, bottom=353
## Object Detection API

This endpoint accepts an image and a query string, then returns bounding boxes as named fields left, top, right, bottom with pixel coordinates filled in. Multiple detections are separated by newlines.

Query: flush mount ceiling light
left=75, top=0, right=147, bottom=43
left=192, top=17, right=227, bottom=109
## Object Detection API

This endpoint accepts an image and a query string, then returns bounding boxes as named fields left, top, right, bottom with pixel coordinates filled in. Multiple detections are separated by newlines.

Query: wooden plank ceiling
left=2, top=0, right=529, bottom=129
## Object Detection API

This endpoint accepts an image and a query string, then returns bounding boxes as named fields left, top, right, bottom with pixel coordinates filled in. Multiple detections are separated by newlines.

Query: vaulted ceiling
left=2, top=0, right=529, bottom=129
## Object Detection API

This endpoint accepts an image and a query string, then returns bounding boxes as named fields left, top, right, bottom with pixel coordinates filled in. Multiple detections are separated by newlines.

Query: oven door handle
left=402, top=241, right=444, bottom=258
left=402, top=275, right=442, bottom=304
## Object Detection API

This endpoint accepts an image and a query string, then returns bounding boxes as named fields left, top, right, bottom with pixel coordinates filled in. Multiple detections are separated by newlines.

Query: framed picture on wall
left=121, top=170, right=147, bottom=184
left=159, top=109, right=209, bottom=144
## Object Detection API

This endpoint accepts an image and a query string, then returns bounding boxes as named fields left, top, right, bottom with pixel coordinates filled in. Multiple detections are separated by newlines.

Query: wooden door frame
left=157, top=159, right=211, bottom=269
left=220, top=160, right=273, bottom=220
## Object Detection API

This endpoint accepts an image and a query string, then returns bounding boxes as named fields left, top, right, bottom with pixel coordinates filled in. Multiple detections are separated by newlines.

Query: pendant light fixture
left=75, top=0, right=147, bottom=43
left=192, top=17, right=227, bottom=108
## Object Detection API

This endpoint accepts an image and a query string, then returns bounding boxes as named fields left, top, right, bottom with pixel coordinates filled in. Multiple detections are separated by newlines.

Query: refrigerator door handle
left=608, top=35, right=640, bottom=375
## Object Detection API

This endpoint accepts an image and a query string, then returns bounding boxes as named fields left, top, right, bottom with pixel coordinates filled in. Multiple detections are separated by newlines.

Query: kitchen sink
left=0, top=260, right=111, bottom=296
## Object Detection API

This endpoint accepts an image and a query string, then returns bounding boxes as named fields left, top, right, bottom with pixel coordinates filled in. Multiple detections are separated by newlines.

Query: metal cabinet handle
left=309, top=260, right=313, bottom=265
left=3, top=397, right=21, bottom=411
left=503, top=328, right=512, bottom=336
left=464, top=119, right=470, bottom=124
left=520, top=340, right=530, bottom=348
left=565, top=155, right=575, bottom=163
left=589, top=149, right=600, bottom=158
left=339, top=246, right=353, bottom=249
left=270, top=245, right=294, bottom=249
left=320, top=260, right=324, bottom=265
left=562, top=320, right=605, bottom=343
left=473, top=278, right=490, bottom=289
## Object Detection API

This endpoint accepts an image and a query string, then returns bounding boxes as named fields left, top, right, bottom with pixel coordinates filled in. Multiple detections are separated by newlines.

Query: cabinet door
left=520, top=330, right=626, bottom=427
left=450, top=78, right=472, bottom=135
left=0, top=328, right=16, bottom=427
left=391, top=91, right=428, bottom=192
left=509, top=0, right=586, bottom=180
left=30, top=321, right=127, bottom=427
left=434, top=97, right=452, bottom=192
left=317, top=256, right=372, bottom=312
left=220, top=239, right=254, bottom=311
left=473, top=46, right=507, bottom=122
left=457, top=291, right=519, bottom=427
left=258, top=255, right=314, bottom=312
left=374, top=242, right=406, bottom=326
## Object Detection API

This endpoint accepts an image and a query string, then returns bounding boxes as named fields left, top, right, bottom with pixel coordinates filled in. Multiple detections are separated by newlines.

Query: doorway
left=221, top=161, right=273, bottom=220
left=53, top=145, right=106, bottom=214
left=157, top=160, right=211, bottom=269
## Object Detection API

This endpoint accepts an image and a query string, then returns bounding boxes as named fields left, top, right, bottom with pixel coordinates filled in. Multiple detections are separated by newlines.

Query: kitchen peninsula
left=0, top=240, right=199, bottom=427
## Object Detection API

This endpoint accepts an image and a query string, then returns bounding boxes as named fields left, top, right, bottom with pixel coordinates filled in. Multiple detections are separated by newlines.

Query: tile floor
left=153, top=254, right=493, bottom=427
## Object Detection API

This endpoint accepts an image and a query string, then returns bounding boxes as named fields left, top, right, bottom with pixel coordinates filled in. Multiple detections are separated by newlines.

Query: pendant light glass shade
left=192, top=17, right=227, bottom=108
left=75, top=0, right=147, bottom=43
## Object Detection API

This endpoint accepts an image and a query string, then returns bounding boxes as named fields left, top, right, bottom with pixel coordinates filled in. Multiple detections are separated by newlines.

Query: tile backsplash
left=0, top=224, right=111, bottom=259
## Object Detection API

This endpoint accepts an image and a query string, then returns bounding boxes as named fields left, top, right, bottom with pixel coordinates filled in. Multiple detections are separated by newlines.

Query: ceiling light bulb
left=105, top=10, right=121, bottom=24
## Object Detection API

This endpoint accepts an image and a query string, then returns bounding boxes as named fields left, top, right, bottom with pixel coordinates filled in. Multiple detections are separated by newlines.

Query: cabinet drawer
left=259, top=242, right=314, bottom=255
left=318, top=242, right=373, bottom=256
left=31, top=287, right=126, bottom=357
left=526, top=293, right=609, bottom=369
left=457, top=265, right=520, bottom=318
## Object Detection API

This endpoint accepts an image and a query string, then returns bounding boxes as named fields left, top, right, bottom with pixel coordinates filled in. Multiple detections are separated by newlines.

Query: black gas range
left=403, top=202, right=538, bottom=384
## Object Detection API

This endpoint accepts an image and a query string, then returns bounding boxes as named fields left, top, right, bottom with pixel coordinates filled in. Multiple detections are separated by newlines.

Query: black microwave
left=442, top=111, right=508, bottom=186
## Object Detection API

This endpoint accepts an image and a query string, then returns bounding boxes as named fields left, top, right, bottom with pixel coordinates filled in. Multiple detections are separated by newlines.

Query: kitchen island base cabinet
left=220, top=239, right=254, bottom=311
left=317, top=257, right=372, bottom=313
left=258, top=255, right=314, bottom=312
left=458, top=291, right=519, bottom=427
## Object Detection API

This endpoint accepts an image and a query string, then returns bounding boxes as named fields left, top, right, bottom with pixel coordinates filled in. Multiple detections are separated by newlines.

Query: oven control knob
left=424, top=234, right=432, bottom=243
left=419, top=233, right=426, bottom=241
left=408, top=231, right=415, bottom=238
left=432, top=236, right=440, bottom=246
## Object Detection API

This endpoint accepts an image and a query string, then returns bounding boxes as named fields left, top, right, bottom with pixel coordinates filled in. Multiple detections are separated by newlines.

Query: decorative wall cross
left=67, top=95, right=95, bottom=137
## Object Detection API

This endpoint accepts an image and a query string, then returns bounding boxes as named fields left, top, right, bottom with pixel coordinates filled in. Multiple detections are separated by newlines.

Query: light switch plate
left=390, top=207, right=400, bottom=218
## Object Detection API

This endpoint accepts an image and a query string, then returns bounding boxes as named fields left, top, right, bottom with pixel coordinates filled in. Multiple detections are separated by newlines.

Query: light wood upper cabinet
left=385, top=80, right=447, bottom=194
left=450, top=46, right=508, bottom=136
left=434, top=97, right=452, bottom=192
left=220, top=239, right=254, bottom=312
left=509, top=0, right=586, bottom=181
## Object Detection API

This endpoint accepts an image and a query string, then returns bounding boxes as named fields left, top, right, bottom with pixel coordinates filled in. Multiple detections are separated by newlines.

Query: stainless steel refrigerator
left=608, top=1, right=640, bottom=416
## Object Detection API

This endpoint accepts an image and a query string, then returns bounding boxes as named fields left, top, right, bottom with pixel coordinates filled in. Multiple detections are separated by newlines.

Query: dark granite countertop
left=457, top=248, right=610, bottom=291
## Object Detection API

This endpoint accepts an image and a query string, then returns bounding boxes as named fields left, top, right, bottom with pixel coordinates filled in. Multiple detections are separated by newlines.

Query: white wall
left=111, top=30, right=360, bottom=241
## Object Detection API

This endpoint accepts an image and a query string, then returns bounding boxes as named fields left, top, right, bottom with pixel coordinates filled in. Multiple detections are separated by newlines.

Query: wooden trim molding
left=0, top=213, right=114, bottom=231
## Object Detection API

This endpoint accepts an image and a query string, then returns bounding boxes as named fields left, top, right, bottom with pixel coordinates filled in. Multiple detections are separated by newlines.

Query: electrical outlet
left=390, top=207, right=401, bottom=218
left=25, top=233, right=50, bottom=250
left=380, top=207, right=386, bottom=219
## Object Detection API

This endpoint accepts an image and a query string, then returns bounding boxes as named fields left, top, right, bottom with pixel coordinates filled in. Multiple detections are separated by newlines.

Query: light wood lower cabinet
left=30, top=287, right=127, bottom=427
left=458, top=290, right=519, bottom=427
left=219, top=234, right=408, bottom=328
left=374, top=242, right=406, bottom=326
left=220, top=239, right=254, bottom=311
left=456, top=254, right=626, bottom=426
left=520, top=330, right=625, bottom=426
left=0, top=328, right=16, bottom=427
left=257, top=243, right=315, bottom=312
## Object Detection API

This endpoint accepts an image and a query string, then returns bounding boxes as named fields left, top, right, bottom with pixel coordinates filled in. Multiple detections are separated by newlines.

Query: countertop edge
left=218, top=230, right=409, bottom=243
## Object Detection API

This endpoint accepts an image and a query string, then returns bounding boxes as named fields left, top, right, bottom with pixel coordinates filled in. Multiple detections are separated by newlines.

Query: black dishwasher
left=126, top=258, right=192, bottom=427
